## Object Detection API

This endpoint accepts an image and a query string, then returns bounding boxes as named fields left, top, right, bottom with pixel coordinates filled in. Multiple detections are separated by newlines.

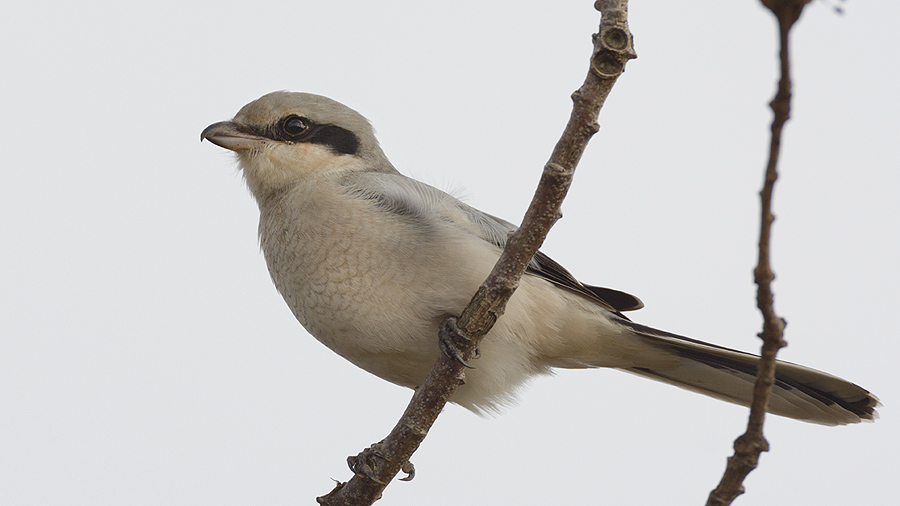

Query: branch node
left=601, top=27, right=630, bottom=50
left=591, top=51, right=626, bottom=78
left=544, top=162, right=567, bottom=177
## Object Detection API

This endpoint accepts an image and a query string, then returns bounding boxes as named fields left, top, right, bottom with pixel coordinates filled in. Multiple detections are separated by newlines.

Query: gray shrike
left=202, top=91, right=878, bottom=425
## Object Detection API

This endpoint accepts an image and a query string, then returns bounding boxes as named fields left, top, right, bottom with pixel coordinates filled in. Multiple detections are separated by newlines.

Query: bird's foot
left=347, top=442, right=386, bottom=484
left=347, top=441, right=415, bottom=483
left=439, top=316, right=479, bottom=368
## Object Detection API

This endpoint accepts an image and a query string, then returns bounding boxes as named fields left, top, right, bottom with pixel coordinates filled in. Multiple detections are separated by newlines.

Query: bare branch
left=317, top=2, right=636, bottom=505
left=706, top=1, right=811, bottom=505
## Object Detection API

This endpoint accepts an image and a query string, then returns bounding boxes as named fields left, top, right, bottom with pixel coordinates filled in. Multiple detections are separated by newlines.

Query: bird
left=202, top=91, right=879, bottom=426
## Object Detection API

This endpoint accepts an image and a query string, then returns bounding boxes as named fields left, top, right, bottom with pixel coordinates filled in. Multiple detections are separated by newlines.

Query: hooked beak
left=201, top=121, right=267, bottom=152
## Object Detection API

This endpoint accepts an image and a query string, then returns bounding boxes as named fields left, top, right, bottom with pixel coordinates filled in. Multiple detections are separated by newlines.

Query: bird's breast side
left=257, top=187, right=452, bottom=382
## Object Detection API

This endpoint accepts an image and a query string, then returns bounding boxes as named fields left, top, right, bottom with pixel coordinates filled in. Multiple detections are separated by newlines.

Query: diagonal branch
left=317, top=1, right=636, bottom=505
left=706, top=2, right=811, bottom=505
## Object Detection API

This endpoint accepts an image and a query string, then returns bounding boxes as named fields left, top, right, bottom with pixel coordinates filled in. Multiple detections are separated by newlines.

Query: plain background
left=2, top=1, right=897, bottom=505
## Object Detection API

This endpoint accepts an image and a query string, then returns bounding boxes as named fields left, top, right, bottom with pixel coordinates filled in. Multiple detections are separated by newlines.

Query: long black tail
left=618, top=320, right=879, bottom=426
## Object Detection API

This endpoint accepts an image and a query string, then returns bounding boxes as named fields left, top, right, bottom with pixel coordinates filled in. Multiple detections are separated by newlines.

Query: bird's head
left=202, top=91, right=394, bottom=201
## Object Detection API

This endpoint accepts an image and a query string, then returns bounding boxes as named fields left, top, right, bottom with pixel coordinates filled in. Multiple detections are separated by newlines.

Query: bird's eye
left=281, top=115, right=308, bottom=137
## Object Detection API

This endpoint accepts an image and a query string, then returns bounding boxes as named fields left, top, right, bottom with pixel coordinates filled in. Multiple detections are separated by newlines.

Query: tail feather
left=618, top=321, right=880, bottom=426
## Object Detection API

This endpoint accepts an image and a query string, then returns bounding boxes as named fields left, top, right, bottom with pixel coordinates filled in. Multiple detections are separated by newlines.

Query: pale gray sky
left=2, top=1, right=897, bottom=505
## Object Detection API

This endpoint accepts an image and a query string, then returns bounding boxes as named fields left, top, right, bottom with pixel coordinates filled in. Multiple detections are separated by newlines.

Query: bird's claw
left=399, top=460, right=415, bottom=481
left=439, top=316, right=478, bottom=368
left=346, top=441, right=415, bottom=484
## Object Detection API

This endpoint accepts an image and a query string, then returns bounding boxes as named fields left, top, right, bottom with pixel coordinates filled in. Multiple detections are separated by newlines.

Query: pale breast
left=257, top=182, right=473, bottom=365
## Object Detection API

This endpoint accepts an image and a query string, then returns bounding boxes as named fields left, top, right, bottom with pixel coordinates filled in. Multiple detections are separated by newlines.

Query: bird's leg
left=346, top=440, right=415, bottom=483
left=438, top=316, right=479, bottom=368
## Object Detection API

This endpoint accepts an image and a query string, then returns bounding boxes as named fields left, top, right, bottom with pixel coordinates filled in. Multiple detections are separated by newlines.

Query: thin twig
left=706, top=2, right=810, bottom=505
left=317, top=2, right=636, bottom=505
